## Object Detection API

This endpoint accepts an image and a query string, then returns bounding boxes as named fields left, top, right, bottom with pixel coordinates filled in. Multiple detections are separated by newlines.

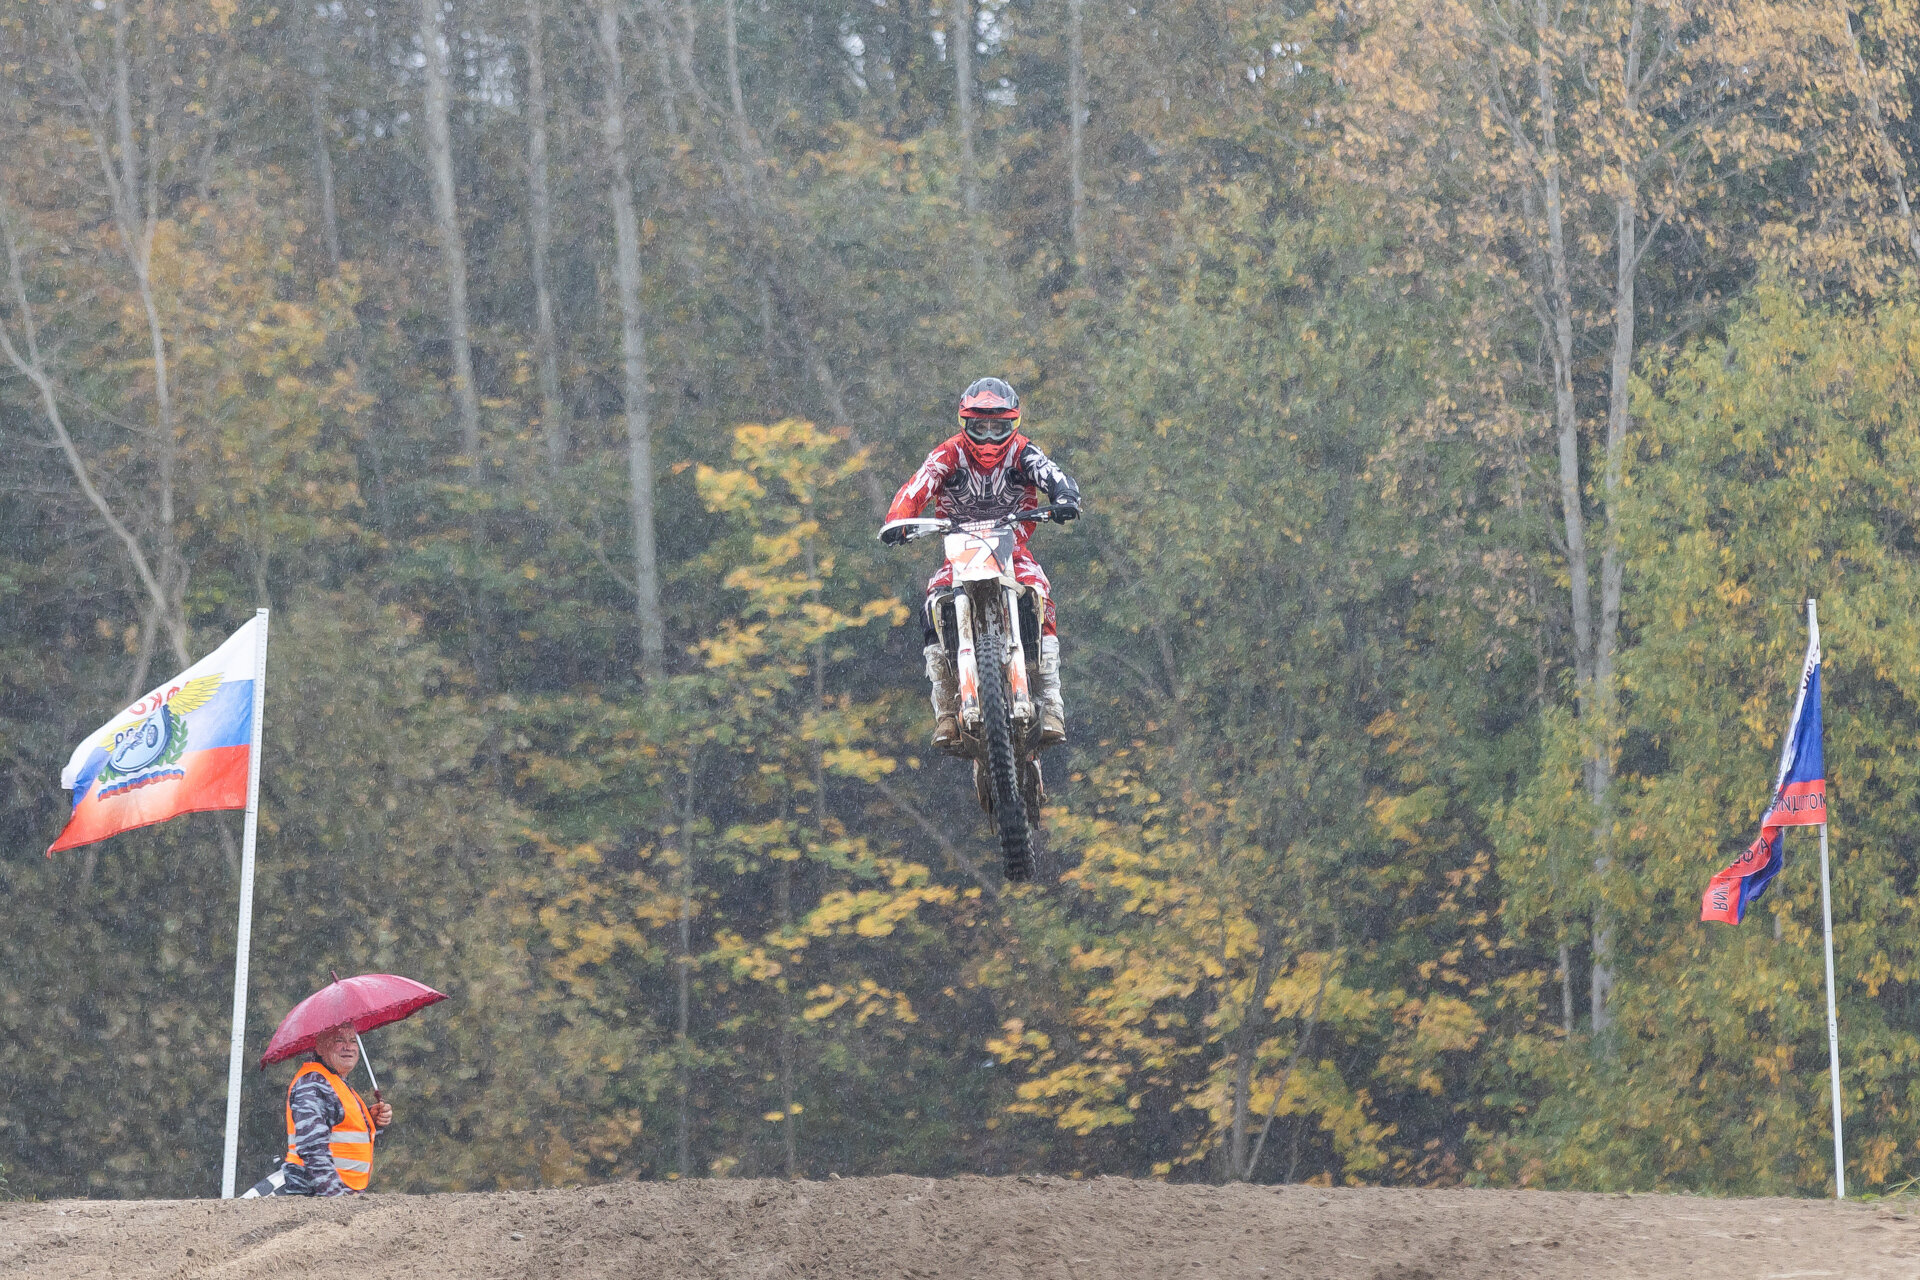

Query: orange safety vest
left=284, top=1061, right=376, bottom=1191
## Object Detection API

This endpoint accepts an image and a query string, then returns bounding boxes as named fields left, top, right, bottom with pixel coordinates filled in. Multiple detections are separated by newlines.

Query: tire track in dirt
left=2, top=1175, right=1916, bottom=1279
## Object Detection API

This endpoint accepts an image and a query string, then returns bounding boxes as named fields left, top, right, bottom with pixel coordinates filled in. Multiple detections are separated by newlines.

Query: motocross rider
left=880, top=377, right=1081, bottom=749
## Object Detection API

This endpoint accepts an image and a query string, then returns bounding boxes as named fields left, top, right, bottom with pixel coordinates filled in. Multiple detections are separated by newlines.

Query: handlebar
left=879, top=504, right=1074, bottom=545
left=1016, top=504, right=1071, bottom=524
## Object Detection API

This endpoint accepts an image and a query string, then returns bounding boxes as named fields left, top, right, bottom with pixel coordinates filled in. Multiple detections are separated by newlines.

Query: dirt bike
left=881, top=504, right=1067, bottom=882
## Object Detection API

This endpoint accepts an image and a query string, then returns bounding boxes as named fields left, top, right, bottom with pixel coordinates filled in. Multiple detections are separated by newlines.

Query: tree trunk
left=104, top=0, right=190, bottom=668
left=1587, top=0, right=1649, bottom=1034
left=676, top=778, right=695, bottom=1179
left=724, top=0, right=752, bottom=155
left=777, top=855, right=798, bottom=1179
left=417, top=0, right=484, bottom=477
left=952, top=0, right=989, bottom=297
left=1589, top=182, right=1636, bottom=1033
left=1067, top=0, right=1087, bottom=266
left=1840, top=4, right=1920, bottom=265
left=954, top=0, right=978, bottom=217
left=1228, top=1047, right=1254, bottom=1181
left=1532, top=0, right=1588, bottom=699
left=1242, top=942, right=1335, bottom=1180
left=525, top=0, right=566, bottom=468
left=1559, top=940, right=1574, bottom=1035
left=648, top=21, right=683, bottom=138
left=598, top=0, right=666, bottom=682
left=774, top=545, right=831, bottom=1179
left=1227, top=922, right=1282, bottom=1181
left=0, top=200, right=177, bottom=657
left=418, top=0, right=499, bottom=730
left=637, top=0, right=887, bottom=511
left=306, top=19, right=342, bottom=270
left=1531, top=0, right=1602, bottom=1030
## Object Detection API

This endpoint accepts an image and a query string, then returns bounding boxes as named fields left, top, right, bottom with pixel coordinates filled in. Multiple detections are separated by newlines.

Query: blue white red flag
left=1702, top=612, right=1826, bottom=924
left=49, top=617, right=264, bottom=854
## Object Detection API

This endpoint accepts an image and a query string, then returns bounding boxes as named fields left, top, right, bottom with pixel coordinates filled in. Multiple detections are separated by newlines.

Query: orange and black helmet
left=958, top=377, right=1021, bottom=448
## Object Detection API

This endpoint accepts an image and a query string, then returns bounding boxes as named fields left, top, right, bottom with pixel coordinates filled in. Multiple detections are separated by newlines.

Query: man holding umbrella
left=244, top=972, right=445, bottom=1198
left=282, top=1023, right=392, bottom=1195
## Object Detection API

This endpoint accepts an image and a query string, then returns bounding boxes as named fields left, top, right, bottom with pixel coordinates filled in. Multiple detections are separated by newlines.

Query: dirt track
left=2, top=1175, right=1914, bottom=1279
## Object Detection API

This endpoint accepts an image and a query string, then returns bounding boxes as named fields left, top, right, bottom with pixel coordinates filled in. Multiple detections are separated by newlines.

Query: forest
left=4, top=0, right=1920, bottom=1200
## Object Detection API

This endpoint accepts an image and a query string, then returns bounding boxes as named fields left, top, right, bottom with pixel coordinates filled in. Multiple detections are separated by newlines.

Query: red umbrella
left=258, top=972, right=448, bottom=1071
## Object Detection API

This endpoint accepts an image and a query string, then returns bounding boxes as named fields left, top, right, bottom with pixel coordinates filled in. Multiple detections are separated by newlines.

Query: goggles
left=963, top=416, right=1017, bottom=444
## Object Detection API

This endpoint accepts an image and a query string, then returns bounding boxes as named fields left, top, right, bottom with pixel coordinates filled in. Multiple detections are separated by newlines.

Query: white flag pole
left=1806, top=598, right=1844, bottom=1200
left=220, top=609, right=270, bottom=1199
left=1820, top=819, right=1844, bottom=1200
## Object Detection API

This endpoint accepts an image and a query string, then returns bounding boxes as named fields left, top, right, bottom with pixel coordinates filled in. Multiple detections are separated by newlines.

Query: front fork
left=952, top=585, right=1033, bottom=732
left=1005, top=583, right=1034, bottom=723
left=954, top=593, right=980, bottom=728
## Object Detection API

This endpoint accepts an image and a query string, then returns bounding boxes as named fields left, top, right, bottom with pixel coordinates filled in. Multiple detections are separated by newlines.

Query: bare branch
left=0, top=195, right=172, bottom=631
left=1839, top=1, right=1920, bottom=265
left=1242, top=944, right=1339, bottom=1180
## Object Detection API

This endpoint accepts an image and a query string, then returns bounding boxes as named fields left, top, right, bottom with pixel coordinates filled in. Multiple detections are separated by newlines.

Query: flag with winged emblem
left=49, top=616, right=265, bottom=854
left=1701, top=609, right=1826, bottom=924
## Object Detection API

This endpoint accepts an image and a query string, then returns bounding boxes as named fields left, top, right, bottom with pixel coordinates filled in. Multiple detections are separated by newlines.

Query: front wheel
left=977, top=607, right=1032, bottom=882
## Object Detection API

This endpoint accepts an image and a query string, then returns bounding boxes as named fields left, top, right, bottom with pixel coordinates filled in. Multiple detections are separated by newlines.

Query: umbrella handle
left=355, top=1032, right=382, bottom=1100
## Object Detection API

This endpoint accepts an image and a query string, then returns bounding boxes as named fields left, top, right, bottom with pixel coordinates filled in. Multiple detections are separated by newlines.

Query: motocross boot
left=925, top=643, right=962, bottom=751
left=1036, top=634, right=1067, bottom=746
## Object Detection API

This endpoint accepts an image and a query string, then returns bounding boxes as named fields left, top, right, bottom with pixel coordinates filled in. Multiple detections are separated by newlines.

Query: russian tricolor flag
left=49, top=616, right=264, bottom=855
left=1702, top=613, right=1826, bottom=924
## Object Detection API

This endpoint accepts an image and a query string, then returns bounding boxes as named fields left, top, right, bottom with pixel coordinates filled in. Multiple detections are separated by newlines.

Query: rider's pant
left=922, top=548, right=1056, bottom=645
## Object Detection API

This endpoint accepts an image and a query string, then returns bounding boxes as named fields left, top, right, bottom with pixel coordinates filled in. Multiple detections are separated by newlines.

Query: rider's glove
left=879, top=525, right=910, bottom=546
left=1052, top=502, right=1081, bottom=523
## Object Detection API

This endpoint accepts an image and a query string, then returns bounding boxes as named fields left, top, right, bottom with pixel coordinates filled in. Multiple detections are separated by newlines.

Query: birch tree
left=1334, top=0, right=1812, bottom=1029
left=417, top=0, right=484, bottom=478
left=1789, top=0, right=1920, bottom=289
left=0, top=198, right=180, bottom=678
left=599, top=0, right=666, bottom=681
left=58, top=0, right=200, bottom=668
left=635, top=0, right=889, bottom=512
left=1067, top=0, right=1088, bottom=266
left=524, top=0, right=566, bottom=468
left=306, top=14, right=343, bottom=271
left=954, top=0, right=979, bottom=219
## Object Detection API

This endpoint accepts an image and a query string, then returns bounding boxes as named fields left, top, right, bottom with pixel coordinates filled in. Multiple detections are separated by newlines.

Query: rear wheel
left=978, top=608, right=1031, bottom=881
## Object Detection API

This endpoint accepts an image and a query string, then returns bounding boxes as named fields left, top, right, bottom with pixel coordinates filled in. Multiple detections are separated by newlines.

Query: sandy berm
left=1, top=1174, right=1912, bottom=1278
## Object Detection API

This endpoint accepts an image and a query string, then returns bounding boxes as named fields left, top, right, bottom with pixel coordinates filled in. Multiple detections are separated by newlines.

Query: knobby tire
left=979, top=608, right=1032, bottom=881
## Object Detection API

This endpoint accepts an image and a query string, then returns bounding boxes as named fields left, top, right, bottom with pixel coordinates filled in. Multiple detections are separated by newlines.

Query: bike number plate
left=945, top=527, right=1014, bottom=579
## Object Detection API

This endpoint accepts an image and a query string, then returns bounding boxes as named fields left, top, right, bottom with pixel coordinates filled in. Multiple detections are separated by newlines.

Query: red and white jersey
left=885, top=433, right=1080, bottom=544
